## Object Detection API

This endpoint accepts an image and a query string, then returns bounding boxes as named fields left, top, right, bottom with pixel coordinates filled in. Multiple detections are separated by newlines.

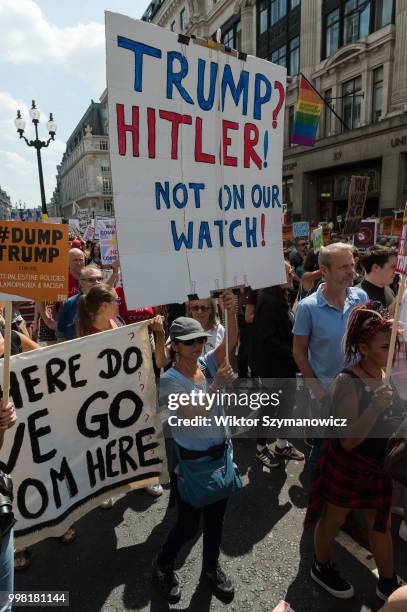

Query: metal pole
left=34, top=122, right=48, bottom=218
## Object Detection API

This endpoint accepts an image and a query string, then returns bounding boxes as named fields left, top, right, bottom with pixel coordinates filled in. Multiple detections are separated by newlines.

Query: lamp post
left=14, top=100, right=57, bottom=220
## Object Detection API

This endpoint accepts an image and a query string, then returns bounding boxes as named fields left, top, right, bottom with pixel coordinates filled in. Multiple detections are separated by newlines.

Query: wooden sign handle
left=385, top=275, right=406, bottom=383
left=2, top=302, right=12, bottom=405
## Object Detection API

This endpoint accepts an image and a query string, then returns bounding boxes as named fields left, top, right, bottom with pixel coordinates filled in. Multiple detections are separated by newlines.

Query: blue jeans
left=0, top=529, right=13, bottom=612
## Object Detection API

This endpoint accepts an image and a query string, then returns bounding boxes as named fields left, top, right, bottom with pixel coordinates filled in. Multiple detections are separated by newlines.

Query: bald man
left=68, top=248, right=86, bottom=297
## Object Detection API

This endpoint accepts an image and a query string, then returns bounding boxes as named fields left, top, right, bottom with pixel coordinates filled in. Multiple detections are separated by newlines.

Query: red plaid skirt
left=304, top=439, right=393, bottom=533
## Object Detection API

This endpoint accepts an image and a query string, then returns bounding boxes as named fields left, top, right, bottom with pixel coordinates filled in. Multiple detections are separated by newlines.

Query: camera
left=0, top=471, right=15, bottom=538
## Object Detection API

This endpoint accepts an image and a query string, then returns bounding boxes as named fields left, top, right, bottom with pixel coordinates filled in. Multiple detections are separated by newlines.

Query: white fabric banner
left=0, top=322, right=165, bottom=547
left=106, top=13, right=286, bottom=308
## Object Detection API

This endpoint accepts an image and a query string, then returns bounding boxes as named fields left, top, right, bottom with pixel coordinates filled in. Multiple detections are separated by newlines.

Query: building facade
left=143, top=0, right=407, bottom=221
left=0, top=186, right=12, bottom=219
left=57, top=100, right=114, bottom=218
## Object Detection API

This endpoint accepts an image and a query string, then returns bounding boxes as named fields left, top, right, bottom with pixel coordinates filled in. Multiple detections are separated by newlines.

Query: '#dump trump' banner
left=0, top=323, right=165, bottom=547
left=105, top=12, right=286, bottom=308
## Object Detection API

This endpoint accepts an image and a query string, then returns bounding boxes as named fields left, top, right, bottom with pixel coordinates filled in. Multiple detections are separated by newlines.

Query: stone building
left=58, top=100, right=113, bottom=218
left=0, top=186, right=12, bottom=219
left=143, top=0, right=407, bottom=221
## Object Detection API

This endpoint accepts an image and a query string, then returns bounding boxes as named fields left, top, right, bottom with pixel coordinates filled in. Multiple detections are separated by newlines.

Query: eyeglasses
left=108, top=297, right=121, bottom=304
left=176, top=337, right=206, bottom=346
left=190, top=306, right=211, bottom=313
left=82, top=276, right=103, bottom=283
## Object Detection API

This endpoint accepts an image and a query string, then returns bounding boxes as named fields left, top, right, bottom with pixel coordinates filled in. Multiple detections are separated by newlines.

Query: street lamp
left=14, top=100, right=57, bottom=219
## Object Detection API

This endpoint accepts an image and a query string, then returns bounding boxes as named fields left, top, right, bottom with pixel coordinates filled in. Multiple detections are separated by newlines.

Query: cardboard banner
left=106, top=13, right=286, bottom=308
left=312, top=226, right=323, bottom=252
left=282, top=224, right=293, bottom=242
left=343, top=176, right=369, bottom=235
left=293, top=222, right=309, bottom=239
left=0, top=323, right=165, bottom=547
left=0, top=221, right=68, bottom=302
left=354, top=219, right=377, bottom=249
left=393, top=218, right=403, bottom=237
left=380, top=216, right=393, bottom=236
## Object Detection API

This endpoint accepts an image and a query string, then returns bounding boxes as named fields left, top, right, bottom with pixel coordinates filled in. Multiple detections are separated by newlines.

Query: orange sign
left=380, top=216, right=393, bottom=235
left=0, top=221, right=69, bottom=301
left=393, top=219, right=403, bottom=237
left=282, top=224, right=293, bottom=241
left=322, top=226, right=331, bottom=242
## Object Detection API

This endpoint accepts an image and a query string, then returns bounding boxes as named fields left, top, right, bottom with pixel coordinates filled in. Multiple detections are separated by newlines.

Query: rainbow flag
left=290, top=75, right=323, bottom=146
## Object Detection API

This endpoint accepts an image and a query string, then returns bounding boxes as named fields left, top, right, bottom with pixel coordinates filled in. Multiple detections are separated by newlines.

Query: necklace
left=358, top=362, right=381, bottom=379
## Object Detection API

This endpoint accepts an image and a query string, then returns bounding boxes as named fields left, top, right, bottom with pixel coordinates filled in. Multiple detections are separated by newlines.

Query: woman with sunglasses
left=153, top=291, right=238, bottom=604
left=187, top=298, right=224, bottom=354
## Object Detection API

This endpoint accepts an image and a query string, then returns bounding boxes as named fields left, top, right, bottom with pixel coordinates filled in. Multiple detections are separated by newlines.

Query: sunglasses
left=177, top=337, right=206, bottom=346
left=83, top=276, right=103, bottom=283
left=190, top=306, right=210, bottom=313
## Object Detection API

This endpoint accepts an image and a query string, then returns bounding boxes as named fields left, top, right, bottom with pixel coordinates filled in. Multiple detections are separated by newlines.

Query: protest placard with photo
left=106, top=13, right=286, bottom=307
left=353, top=219, right=377, bottom=249
left=0, top=322, right=165, bottom=548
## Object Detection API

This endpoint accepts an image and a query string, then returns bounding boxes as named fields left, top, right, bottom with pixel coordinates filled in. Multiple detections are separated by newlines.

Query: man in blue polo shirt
left=56, top=265, right=103, bottom=341
left=293, top=242, right=368, bottom=398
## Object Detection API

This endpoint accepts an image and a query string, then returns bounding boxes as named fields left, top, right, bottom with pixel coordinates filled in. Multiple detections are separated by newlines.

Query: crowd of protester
left=1, top=233, right=407, bottom=611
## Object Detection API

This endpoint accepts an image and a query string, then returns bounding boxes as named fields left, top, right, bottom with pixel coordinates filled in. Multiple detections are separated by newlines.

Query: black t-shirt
left=359, top=279, right=395, bottom=308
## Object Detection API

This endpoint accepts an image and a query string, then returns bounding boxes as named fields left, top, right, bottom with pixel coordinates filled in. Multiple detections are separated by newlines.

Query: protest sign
left=101, top=232, right=119, bottom=266
left=386, top=204, right=407, bottom=381
left=68, top=219, right=80, bottom=234
left=380, top=216, right=393, bottom=235
left=46, top=217, right=62, bottom=225
left=0, top=322, right=165, bottom=547
left=312, top=227, right=323, bottom=252
left=393, top=218, right=403, bottom=237
left=282, top=225, right=293, bottom=242
left=0, top=221, right=68, bottom=302
left=322, top=225, right=331, bottom=242
left=293, top=222, right=309, bottom=239
left=106, top=13, right=286, bottom=308
left=353, top=219, right=377, bottom=249
left=343, top=176, right=369, bottom=235
left=83, top=225, right=95, bottom=242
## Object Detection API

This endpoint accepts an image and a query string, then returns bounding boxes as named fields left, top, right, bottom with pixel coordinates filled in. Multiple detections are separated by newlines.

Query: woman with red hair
left=305, top=302, right=405, bottom=602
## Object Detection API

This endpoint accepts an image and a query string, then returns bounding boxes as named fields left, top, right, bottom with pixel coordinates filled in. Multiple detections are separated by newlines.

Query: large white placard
left=106, top=13, right=286, bottom=308
left=0, top=323, right=165, bottom=547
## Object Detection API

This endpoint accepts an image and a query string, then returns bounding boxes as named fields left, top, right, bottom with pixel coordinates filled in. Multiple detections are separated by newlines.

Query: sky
left=0, top=0, right=152, bottom=210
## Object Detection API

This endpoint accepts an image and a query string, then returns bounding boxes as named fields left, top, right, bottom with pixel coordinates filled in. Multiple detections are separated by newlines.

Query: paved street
left=16, top=436, right=407, bottom=612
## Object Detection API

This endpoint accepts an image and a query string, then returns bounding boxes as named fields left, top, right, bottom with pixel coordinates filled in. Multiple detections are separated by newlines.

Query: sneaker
left=256, top=446, right=280, bottom=469
left=145, top=484, right=163, bottom=497
left=203, top=563, right=234, bottom=602
left=399, top=520, right=407, bottom=542
left=152, top=557, right=181, bottom=604
left=376, top=575, right=401, bottom=601
left=274, top=444, right=305, bottom=461
left=311, top=559, right=355, bottom=599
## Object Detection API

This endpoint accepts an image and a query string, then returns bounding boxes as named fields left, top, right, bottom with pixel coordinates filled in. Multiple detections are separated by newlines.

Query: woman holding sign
left=154, top=292, right=239, bottom=604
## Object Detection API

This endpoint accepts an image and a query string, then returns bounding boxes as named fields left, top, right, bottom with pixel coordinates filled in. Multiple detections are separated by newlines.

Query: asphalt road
left=16, top=437, right=407, bottom=612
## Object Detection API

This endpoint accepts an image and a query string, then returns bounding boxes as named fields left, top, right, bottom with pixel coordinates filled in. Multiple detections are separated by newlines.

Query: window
left=271, top=0, right=286, bottom=25
left=260, top=0, right=268, bottom=34
left=377, top=0, right=393, bottom=28
left=289, top=36, right=300, bottom=75
left=291, top=0, right=300, bottom=8
left=372, top=66, right=383, bottom=123
left=102, top=177, right=112, bottom=194
left=326, top=9, right=340, bottom=57
left=170, top=21, right=176, bottom=32
left=324, top=89, right=334, bottom=136
left=99, top=140, right=108, bottom=150
left=180, top=8, right=187, bottom=30
left=222, top=21, right=242, bottom=50
left=342, top=76, right=362, bottom=130
left=104, top=199, right=112, bottom=213
left=344, top=0, right=371, bottom=44
left=100, top=160, right=110, bottom=173
left=271, top=45, right=287, bottom=67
